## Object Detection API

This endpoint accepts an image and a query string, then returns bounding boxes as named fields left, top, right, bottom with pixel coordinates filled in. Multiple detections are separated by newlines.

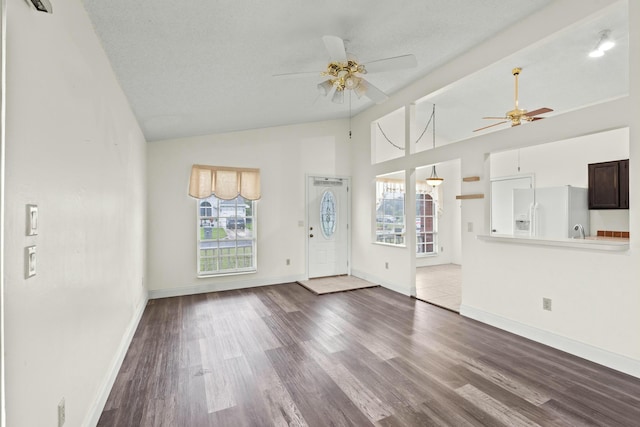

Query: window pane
left=320, top=190, right=337, bottom=238
left=197, top=194, right=256, bottom=276
left=416, top=189, right=438, bottom=255
left=375, top=178, right=405, bottom=246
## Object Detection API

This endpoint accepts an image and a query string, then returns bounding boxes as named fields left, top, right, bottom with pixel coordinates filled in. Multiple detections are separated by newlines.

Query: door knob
left=309, top=234, right=314, bottom=238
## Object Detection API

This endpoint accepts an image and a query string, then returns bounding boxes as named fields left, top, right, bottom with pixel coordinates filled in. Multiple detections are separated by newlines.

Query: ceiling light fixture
left=425, top=104, right=444, bottom=187
left=589, top=30, right=615, bottom=58
left=317, top=59, right=368, bottom=104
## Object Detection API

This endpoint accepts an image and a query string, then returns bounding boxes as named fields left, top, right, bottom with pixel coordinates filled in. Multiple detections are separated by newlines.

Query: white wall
left=349, top=0, right=640, bottom=377
left=490, top=128, right=629, bottom=186
left=146, top=120, right=351, bottom=297
left=4, top=1, right=147, bottom=426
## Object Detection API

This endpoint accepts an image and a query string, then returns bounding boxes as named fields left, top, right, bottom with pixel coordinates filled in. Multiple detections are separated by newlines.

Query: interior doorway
left=307, top=176, right=350, bottom=279
left=414, top=160, right=462, bottom=312
left=416, top=264, right=462, bottom=312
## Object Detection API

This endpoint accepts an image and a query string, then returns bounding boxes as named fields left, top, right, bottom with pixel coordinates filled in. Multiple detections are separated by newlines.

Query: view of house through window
left=197, top=195, right=256, bottom=276
left=375, top=177, right=406, bottom=245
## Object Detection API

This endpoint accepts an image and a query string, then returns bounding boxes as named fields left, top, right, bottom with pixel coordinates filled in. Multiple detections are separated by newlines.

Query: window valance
left=188, top=165, right=261, bottom=200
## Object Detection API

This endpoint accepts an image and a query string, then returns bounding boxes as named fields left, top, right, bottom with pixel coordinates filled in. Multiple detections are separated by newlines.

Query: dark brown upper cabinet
left=588, top=159, right=629, bottom=209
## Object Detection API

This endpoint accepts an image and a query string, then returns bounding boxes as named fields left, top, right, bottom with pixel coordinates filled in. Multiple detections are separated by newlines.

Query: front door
left=307, top=176, right=349, bottom=278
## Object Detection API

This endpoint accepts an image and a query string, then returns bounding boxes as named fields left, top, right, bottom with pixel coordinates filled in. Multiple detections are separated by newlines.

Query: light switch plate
left=27, top=204, right=38, bottom=236
left=26, top=246, right=37, bottom=278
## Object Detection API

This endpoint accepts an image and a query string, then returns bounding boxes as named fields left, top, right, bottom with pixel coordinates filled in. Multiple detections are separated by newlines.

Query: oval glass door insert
left=320, top=190, right=337, bottom=239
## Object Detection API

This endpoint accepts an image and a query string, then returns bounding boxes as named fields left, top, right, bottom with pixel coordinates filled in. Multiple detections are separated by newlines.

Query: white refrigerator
left=513, top=186, right=589, bottom=239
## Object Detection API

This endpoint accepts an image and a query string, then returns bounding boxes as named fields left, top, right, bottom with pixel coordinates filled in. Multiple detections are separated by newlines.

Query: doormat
left=297, top=275, right=379, bottom=295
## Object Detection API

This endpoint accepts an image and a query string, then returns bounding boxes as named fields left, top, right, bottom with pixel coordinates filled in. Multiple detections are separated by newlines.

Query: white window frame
left=416, top=192, right=438, bottom=256
left=197, top=195, right=257, bottom=277
left=375, top=178, right=406, bottom=246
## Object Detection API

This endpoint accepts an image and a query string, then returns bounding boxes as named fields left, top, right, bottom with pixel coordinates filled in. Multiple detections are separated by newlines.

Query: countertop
left=585, top=236, right=630, bottom=242
left=478, top=234, right=630, bottom=252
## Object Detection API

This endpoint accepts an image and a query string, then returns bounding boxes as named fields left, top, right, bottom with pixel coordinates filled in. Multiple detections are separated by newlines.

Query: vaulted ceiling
left=82, top=0, right=628, bottom=142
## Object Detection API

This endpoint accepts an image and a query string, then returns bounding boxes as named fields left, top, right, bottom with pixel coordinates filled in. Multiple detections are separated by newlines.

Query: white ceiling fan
left=274, top=35, right=417, bottom=104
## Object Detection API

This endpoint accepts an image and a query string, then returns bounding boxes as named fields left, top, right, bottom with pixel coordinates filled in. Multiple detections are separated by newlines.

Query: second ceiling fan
left=474, top=67, right=553, bottom=132
left=274, top=35, right=417, bottom=104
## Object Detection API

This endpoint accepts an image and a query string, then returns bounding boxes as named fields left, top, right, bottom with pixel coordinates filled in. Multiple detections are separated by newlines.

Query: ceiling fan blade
left=272, top=71, right=321, bottom=80
left=322, top=35, right=347, bottom=63
left=530, top=117, right=544, bottom=121
left=482, top=116, right=508, bottom=120
left=473, top=121, right=509, bottom=132
left=525, top=107, right=553, bottom=117
left=363, top=54, right=417, bottom=73
left=360, top=80, right=389, bottom=104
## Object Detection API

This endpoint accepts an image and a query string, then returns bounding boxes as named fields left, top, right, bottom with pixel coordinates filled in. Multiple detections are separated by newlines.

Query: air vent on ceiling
left=29, top=0, right=53, bottom=14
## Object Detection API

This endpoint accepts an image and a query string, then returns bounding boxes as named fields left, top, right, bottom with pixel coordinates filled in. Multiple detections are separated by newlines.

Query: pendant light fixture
left=425, top=104, right=444, bottom=187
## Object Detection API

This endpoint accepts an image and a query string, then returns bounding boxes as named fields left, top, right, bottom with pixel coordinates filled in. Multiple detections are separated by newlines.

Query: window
left=320, top=190, right=337, bottom=239
left=416, top=191, right=438, bottom=255
left=375, top=178, right=405, bottom=245
left=197, top=195, right=256, bottom=276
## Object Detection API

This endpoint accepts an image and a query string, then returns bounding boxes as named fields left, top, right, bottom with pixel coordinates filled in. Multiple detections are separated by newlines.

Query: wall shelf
left=456, top=193, right=484, bottom=200
left=462, top=176, right=480, bottom=182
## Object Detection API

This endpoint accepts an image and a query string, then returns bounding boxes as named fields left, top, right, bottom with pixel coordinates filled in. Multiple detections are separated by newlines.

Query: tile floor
left=415, top=263, right=462, bottom=312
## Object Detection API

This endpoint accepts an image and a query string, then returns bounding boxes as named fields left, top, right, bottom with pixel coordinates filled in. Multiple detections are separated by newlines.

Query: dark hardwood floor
left=98, top=283, right=640, bottom=426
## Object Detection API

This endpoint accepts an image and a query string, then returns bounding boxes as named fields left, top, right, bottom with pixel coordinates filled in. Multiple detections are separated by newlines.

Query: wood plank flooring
left=98, top=284, right=640, bottom=426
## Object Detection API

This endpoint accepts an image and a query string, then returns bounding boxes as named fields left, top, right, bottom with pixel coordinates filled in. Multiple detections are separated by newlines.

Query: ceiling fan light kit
left=321, top=59, right=370, bottom=104
left=275, top=35, right=417, bottom=105
left=317, top=80, right=333, bottom=96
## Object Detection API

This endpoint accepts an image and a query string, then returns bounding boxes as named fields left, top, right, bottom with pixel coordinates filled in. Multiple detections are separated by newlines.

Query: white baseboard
left=84, top=292, right=149, bottom=427
left=148, top=274, right=306, bottom=299
left=460, top=304, right=640, bottom=379
left=351, top=269, right=411, bottom=296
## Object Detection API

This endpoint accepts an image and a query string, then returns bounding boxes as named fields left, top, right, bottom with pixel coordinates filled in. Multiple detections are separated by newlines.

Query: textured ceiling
left=82, top=0, right=561, bottom=142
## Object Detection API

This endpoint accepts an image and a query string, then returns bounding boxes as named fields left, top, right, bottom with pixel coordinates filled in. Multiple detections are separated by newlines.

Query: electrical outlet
left=543, top=297, right=552, bottom=311
left=385, top=262, right=389, bottom=269
left=58, top=398, right=66, bottom=427
left=286, top=259, right=290, bottom=266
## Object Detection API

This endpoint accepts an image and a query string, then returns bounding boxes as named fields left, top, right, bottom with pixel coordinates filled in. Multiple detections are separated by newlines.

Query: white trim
left=0, top=0, right=6, bottom=424
left=148, top=274, right=306, bottom=299
left=351, top=268, right=411, bottom=297
left=83, top=292, right=149, bottom=427
left=460, top=304, right=640, bottom=379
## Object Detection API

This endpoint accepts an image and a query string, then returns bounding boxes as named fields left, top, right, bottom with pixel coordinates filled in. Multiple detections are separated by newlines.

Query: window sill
left=373, top=241, right=407, bottom=249
left=417, top=252, right=439, bottom=258
left=197, top=269, right=257, bottom=279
